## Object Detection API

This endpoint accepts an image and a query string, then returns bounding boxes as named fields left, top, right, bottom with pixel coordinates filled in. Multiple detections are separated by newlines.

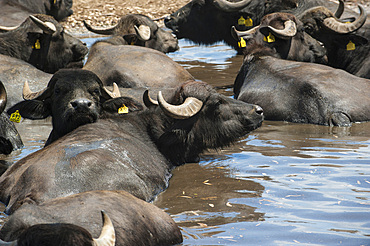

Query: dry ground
left=62, top=0, right=370, bottom=35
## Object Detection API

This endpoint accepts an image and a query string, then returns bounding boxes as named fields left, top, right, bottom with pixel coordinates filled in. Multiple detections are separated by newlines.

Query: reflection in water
left=0, top=38, right=369, bottom=245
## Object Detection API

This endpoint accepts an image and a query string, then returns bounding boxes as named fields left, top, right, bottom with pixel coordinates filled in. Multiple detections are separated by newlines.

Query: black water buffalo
left=164, top=0, right=350, bottom=53
left=84, top=14, right=179, bottom=53
left=0, top=209, right=115, bottom=246
left=0, top=190, right=183, bottom=246
left=0, top=80, right=263, bottom=214
left=7, top=69, right=143, bottom=146
left=0, top=81, right=23, bottom=155
left=231, top=12, right=327, bottom=63
left=0, top=0, right=73, bottom=27
left=233, top=42, right=370, bottom=126
left=0, top=14, right=88, bottom=73
left=83, top=44, right=194, bottom=88
left=298, top=4, right=369, bottom=78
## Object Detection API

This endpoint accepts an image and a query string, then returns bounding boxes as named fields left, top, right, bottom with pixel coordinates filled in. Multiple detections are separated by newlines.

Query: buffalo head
left=0, top=210, right=115, bottom=246
left=0, top=14, right=88, bottom=73
left=48, top=0, right=74, bottom=21
left=144, top=80, right=264, bottom=164
left=232, top=12, right=328, bottom=63
left=298, top=4, right=369, bottom=77
left=84, top=14, right=179, bottom=53
left=7, top=69, right=143, bottom=146
left=164, top=0, right=301, bottom=53
left=0, top=81, right=23, bottom=155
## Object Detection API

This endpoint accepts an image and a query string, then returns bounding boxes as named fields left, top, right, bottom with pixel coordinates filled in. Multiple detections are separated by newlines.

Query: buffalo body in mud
left=0, top=14, right=88, bottom=73
left=0, top=81, right=23, bottom=155
left=0, top=81, right=263, bottom=214
left=7, top=69, right=143, bottom=146
left=0, top=0, right=73, bottom=27
left=84, top=14, right=178, bottom=53
left=164, top=0, right=350, bottom=53
left=83, top=45, right=194, bottom=88
left=0, top=190, right=182, bottom=246
left=233, top=43, right=370, bottom=126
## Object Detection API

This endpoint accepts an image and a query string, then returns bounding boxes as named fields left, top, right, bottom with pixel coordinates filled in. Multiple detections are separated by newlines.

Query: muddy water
left=1, top=39, right=369, bottom=245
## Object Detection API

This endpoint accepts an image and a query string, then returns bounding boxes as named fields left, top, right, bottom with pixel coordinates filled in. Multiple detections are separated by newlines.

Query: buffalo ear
left=332, top=34, right=368, bottom=48
left=6, top=100, right=51, bottom=120
left=101, top=97, right=143, bottom=114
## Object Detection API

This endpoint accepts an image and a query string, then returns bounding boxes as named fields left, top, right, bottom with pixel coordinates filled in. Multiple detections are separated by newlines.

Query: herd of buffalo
left=0, top=0, right=369, bottom=245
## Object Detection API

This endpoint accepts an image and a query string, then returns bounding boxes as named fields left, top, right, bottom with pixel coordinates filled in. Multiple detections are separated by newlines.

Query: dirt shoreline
left=62, top=0, right=370, bottom=36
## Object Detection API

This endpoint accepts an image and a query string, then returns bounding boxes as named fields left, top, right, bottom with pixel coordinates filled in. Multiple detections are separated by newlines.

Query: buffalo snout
left=70, top=98, right=93, bottom=112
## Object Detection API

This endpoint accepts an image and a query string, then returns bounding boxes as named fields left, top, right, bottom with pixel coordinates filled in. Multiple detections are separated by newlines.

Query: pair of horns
left=0, top=15, right=56, bottom=34
left=143, top=90, right=203, bottom=119
left=301, top=3, right=366, bottom=34
left=22, top=81, right=121, bottom=100
left=0, top=211, right=115, bottom=246
left=84, top=21, right=151, bottom=41
left=232, top=19, right=297, bottom=40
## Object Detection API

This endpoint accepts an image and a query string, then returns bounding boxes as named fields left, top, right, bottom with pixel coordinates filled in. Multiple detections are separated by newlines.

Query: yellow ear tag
left=10, top=110, right=22, bottom=123
left=33, top=39, right=41, bottom=49
left=130, top=40, right=135, bottom=45
left=245, top=17, right=253, bottom=27
left=264, top=32, right=275, bottom=43
left=118, top=104, right=129, bottom=114
left=238, top=16, right=246, bottom=26
left=54, top=0, right=57, bottom=4
left=238, top=37, right=246, bottom=48
left=346, top=40, right=355, bottom=51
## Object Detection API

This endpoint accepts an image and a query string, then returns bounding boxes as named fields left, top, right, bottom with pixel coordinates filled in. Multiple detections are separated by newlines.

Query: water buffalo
left=0, top=0, right=73, bottom=27
left=0, top=210, right=115, bottom=246
left=0, top=80, right=264, bottom=214
left=0, top=81, right=23, bottom=155
left=233, top=42, right=370, bottom=126
left=0, top=190, right=183, bottom=246
left=7, top=69, right=143, bottom=146
left=84, top=14, right=179, bottom=53
left=164, top=0, right=350, bottom=53
left=231, top=12, right=327, bottom=63
left=299, top=4, right=369, bottom=78
left=0, top=14, right=88, bottom=73
left=83, top=44, right=194, bottom=88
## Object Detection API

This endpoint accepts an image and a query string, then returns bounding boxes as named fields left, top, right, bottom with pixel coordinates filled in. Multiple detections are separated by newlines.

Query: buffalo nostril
left=255, top=105, right=263, bottom=115
left=71, top=99, right=92, bottom=109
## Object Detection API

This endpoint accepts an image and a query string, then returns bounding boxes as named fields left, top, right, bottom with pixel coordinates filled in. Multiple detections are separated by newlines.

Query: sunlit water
left=1, top=38, right=369, bottom=245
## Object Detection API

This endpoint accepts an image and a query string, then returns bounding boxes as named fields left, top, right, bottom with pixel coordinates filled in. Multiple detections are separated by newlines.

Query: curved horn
left=143, top=90, right=158, bottom=108
left=267, top=20, right=297, bottom=39
left=157, top=91, right=203, bottom=119
left=0, top=239, right=17, bottom=246
left=83, top=20, right=117, bottom=35
left=334, top=0, right=344, bottom=18
left=22, top=81, right=48, bottom=100
left=103, top=83, right=121, bottom=98
left=0, top=81, right=7, bottom=114
left=29, top=15, right=56, bottom=34
left=0, top=25, right=20, bottom=31
left=213, top=0, right=253, bottom=12
left=231, top=25, right=259, bottom=40
left=93, top=211, right=115, bottom=246
left=323, top=4, right=367, bottom=34
left=134, top=25, right=151, bottom=41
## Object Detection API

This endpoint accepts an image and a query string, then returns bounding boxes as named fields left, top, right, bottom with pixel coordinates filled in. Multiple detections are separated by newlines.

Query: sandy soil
left=62, top=0, right=370, bottom=35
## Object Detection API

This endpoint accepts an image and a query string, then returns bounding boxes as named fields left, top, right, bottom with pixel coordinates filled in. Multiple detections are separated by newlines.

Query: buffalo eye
left=54, top=88, right=60, bottom=95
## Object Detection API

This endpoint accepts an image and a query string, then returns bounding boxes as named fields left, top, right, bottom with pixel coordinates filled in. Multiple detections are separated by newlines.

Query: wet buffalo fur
left=16, top=223, right=93, bottom=246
